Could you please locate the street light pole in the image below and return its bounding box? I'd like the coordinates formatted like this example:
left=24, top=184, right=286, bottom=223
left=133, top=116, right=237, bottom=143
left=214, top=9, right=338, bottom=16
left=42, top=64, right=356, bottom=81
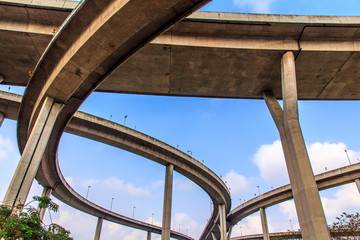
left=86, top=186, right=91, bottom=199
left=132, top=206, right=136, bottom=218
left=345, top=150, right=352, bottom=165
left=110, top=198, right=114, bottom=211
left=152, top=213, right=154, bottom=224
left=257, top=185, right=260, bottom=195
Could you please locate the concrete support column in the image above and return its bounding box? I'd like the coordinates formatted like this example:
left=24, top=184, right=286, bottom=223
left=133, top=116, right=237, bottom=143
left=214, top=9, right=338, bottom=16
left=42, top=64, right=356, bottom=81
left=94, top=217, right=103, bottom=240
left=263, top=51, right=330, bottom=240
left=3, top=97, right=61, bottom=210
left=147, top=231, right=151, bottom=240
left=161, top=164, right=174, bottom=240
left=227, top=226, right=233, bottom=240
left=219, top=204, right=227, bottom=240
left=355, top=179, right=360, bottom=193
left=211, top=232, right=217, bottom=240
left=259, top=208, right=270, bottom=240
left=37, top=187, right=52, bottom=221
left=0, top=112, right=4, bottom=127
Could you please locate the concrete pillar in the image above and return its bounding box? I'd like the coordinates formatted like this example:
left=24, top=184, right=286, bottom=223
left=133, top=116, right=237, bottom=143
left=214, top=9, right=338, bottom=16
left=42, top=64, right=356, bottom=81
left=264, top=51, right=330, bottom=240
left=259, top=208, right=270, bottom=240
left=0, top=112, right=4, bottom=127
left=161, top=164, right=174, bottom=240
left=355, top=179, right=360, bottom=193
left=227, top=226, right=233, bottom=240
left=211, top=232, right=217, bottom=240
left=37, top=187, right=52, bottom=221
left=219, top=204, right=227, bottom=240
left=94, top=217, right=103, bottom=240
left=147, top=231, right=151, bottom=240
left=3, top=97, right=61, bottom=210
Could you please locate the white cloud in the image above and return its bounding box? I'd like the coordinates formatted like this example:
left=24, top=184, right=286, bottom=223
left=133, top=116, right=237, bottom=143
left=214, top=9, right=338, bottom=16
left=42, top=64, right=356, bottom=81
left=174, top=178, right=196, bottom=192
left=172, top=213, right=201, bottom=237
left=233, top=0, right=277, bottom=13
left=308, top=142, right=359, bottom=174
left=278, top=200, right=297, bottom=221
left=253, top=140, right=289, bottom=187
left=252, top=141, right=359, bottom=187
left=0, top=135, right=16, bottom=162
left=321, top=183, right=360, bottom=218
left=223, top=170, right=249, bottom=195
left=233, top=215, right=262, bottom=236
left=102, top=176, right=151, bottom=197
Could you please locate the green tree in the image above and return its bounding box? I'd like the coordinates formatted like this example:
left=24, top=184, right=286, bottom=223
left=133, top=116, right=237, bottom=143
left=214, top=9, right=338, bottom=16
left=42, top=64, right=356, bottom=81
left=0, top=196, right=72, bottom=240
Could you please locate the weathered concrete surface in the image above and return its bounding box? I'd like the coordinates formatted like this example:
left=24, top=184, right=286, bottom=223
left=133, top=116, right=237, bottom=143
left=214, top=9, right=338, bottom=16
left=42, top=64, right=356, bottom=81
left=259, top=208, right=270, bottom=240
left=2, top=1, right=360, bottom=100
left=227, top=162, right=360, bottom=224
left=94, top=217, right=103, bottom=240
left=3, top=97, right=61, bottom=208
left=162, top=164, right=174, bottom=240
left=281, top=52, right=330, bottom=240
left=0, top=0, right=75, bottom=86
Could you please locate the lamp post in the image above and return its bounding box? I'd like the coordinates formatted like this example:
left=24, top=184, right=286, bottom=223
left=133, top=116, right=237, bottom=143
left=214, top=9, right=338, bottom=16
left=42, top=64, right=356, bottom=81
left=152, top=213, right=154, bottom=224
left=345, top=150, right=352, bottom=164
left=124, top=115, right=127, bottom=125
left=110, top=198, right=114, bottom=211
left=86, top=186, right=91, bottom=199
left=132, top=206, right=136, bottom=218
left=257, top=185, right=260, bottom=195
left=290, top=220, right=293, bottom=231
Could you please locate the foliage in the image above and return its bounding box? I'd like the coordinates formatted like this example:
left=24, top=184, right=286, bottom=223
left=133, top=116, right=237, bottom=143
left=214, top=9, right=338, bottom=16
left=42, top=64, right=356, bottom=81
left=329, top=212, right=360, bottom=240
left=0, top=196, right=73, bottom=240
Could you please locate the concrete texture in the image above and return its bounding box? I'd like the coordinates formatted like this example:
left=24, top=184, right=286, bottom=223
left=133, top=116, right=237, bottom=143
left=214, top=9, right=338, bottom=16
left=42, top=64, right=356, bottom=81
left=162, top=164, right=174, bottom=240
left=3, top=97, right=61, bottom=209
left=219, top=204, right=227, bottom=240
left=259, top=208, right=270, bottom=240
left=2, top=2, right=360, bottom=100
left=281, top=52, right=330, bottom=240
left=94, top=217, right=103, bottom=240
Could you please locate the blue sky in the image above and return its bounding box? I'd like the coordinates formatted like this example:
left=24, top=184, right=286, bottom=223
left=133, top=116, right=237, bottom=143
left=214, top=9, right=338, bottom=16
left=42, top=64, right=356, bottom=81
left=1, top=0, right=360, bottom=239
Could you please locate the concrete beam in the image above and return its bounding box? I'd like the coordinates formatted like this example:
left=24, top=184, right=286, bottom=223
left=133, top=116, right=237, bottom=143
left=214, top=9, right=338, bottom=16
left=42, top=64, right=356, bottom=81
left=161, top=164, right=174, bottom=240
left=0, top=19, right=57, bottom=35
left=355, top=179, right=360, bottom=194
left=280, top=51, right=330, bottom=240
left=37, top=187, right=52, bottom=221
left=259, top=208, right=270, bottom=240
left=219, top=204, right=227, bottom=240
left=94, top=217, right=103, bottom=240
left=152, top=34, right=360, bottom=52
left=3, top=97, right=61, bottom=209
left=211, top=232, right=217, bottom=240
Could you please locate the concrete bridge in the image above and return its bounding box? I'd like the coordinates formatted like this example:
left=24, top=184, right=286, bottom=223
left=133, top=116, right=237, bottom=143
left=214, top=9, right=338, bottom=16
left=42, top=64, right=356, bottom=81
left=1, top=90, right=360, bottom=239
left=1, top=0, right=360, bottom=240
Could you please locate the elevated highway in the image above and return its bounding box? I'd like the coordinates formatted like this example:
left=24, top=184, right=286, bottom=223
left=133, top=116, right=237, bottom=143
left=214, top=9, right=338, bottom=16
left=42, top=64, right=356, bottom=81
left=227, top=163, right=360, bottom=225
left=1, top=1, right=360, bottom=239
left=0, top=90, right=230, bottom=239
left=1, top=91, right=360, bottom=239
left=1, top=1, right=360, bottom=100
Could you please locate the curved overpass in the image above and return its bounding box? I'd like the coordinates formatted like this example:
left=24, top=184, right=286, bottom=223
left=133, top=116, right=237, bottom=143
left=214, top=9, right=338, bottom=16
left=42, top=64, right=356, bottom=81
left=227, top=162, right=360, bottom=225
left=0, top=88, right=231, bottom=239
left=7, top=0, right=233, bottom=238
